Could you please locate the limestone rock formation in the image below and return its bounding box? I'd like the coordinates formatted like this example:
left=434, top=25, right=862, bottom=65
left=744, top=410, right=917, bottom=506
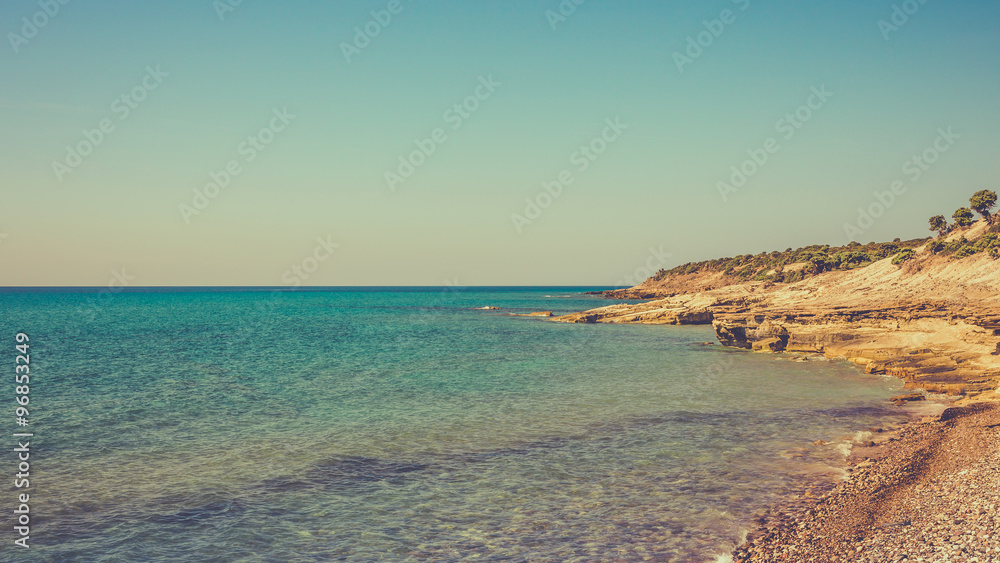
left=556, top=235, right=1000, bottom=402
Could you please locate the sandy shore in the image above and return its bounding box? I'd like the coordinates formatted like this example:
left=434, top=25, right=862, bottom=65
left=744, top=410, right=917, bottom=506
left=732, top=401, right=1000, bottom=562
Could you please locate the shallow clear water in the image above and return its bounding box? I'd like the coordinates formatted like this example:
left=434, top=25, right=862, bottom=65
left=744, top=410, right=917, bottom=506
left=1, top=287, right=908, bottom=561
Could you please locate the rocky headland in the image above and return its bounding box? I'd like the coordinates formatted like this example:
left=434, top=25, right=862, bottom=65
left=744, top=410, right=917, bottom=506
left=557, top=218, right=1000, bottom=561
left=558, top=221, right=1000, bottom=403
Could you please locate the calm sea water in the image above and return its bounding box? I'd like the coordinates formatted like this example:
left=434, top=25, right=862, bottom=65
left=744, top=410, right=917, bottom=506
left=1, top=287, right=909, bottom=562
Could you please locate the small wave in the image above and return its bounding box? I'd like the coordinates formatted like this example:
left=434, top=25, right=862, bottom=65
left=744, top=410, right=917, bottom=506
left=834, top=442, right=853, bottom=457
left=852, top=430, right=874, bottom=443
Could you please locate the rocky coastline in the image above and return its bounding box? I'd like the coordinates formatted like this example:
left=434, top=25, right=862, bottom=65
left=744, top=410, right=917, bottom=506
left=556, top=235, right=1000, bottom=560
left=556, top=247, right=1000, bottom=404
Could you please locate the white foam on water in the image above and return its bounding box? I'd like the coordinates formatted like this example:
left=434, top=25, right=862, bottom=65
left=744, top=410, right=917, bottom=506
left=835, top=442, right=852, bottom=457
left=852, top=430, right=874, bottom=443
left=735, top=525, right=750, bottom=545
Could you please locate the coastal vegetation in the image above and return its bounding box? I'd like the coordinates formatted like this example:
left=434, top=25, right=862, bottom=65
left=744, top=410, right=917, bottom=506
left=970, top=189, right=998, bottom=223
left=930, top=190, right=997, bottom=236
left=953, top=207, right=976, bottom=228
left=891, top=248, right=915, bottom=265
left=928, top=233, right=1000, bottom=260
left=653, top=239, right=929, bottom=283
left=928, top=215, right=949, bottom=237
left=922, top=189, right=1000, bottom=261
left=654, top=190, right=999, bottom=284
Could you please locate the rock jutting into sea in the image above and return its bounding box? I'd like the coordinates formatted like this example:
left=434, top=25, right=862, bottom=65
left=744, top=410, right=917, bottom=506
left=556, top=222, right=1000, bottom=402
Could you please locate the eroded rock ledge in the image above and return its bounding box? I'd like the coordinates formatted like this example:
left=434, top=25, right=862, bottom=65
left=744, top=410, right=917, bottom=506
left=710, top=309, right=1000, bottom=399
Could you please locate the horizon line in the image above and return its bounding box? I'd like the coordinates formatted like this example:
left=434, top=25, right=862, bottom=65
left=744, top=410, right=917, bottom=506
left=0, top=285, right=628, bottom=290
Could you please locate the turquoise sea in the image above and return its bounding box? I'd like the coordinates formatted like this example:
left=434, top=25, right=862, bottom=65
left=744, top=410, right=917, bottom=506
left=1, top=287, right=910, bottom=562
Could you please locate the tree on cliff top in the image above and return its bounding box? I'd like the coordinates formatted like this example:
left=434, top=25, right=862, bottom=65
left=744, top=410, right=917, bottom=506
left=953, top=207, right=976, bottom=228
left=970, top=190, right=998, bottom=223
left=929, top=215, right=950, bottom=237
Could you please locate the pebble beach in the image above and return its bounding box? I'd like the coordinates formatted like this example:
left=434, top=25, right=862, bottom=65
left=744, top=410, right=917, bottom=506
left=733, top=401, right=1000, bottom=562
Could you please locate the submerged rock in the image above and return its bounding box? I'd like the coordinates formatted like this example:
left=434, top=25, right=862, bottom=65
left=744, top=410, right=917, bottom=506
left=753, top=337, right=786, bottom=353
left=890, top=392, right=926, bottom=406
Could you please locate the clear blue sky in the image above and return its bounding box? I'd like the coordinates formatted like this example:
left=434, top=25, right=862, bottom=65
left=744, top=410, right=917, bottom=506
left=1, top=0, right=998, bottom=286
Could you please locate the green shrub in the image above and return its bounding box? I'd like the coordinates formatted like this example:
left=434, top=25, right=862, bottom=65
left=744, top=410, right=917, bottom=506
left=784, top=270, right=805, bottom=283
left=892, top=249, right=915, bottom=266
left=972, top=233, right=998, bottom=253
left=833, top=249, right=876, bottom=269
left=955, top=245, right=976, bottom=259
left=877, top=242, right=900, bottom=259
left=939, top=237, right=969, bottom=256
